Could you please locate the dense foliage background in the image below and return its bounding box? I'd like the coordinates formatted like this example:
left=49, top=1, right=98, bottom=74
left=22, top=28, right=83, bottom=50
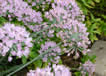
left=76, top=0, right=106, bottom=42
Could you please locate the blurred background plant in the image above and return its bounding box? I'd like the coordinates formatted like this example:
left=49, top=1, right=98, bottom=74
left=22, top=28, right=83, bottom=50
left=76, top=0, right=106, bottom=42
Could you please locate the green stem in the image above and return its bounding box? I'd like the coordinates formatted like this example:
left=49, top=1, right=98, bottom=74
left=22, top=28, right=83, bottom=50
left=7, top=42, right=62, bottom=76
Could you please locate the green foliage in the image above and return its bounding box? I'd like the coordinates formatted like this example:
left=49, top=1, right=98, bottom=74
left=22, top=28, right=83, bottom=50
left=58, top=59, right=63, bottom=65
left=22, top=56, right=27, bottom=64
left=76, top=0, right=106, bottom=42
left=81, top=54, right=96, bottom=63
left=74, top=71, right=82, bottom=76
left=100, top=21, right=106, bottom=36
left=33, top=59, right=43, bottom=68
left=28, top=48, right=43, bottom=69
left=86, top=14, right=101, bottom=42
left=0, top=17, right=7, bottom=27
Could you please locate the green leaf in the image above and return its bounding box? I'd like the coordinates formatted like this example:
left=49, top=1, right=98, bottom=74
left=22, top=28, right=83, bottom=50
left=58, top=59, right=62, bottom=65
left=81, top=55, right=89, bottom=63
left=29, top=51, right=39, bottom=58
left=93, top=30, right=101, bottom=34
left=22, top=56, right=27, bottom=64
left=76, top=0, right=89, bottom=15
left=34, top=59, right=42, bottom=68
left=0, top=17, right=7, bottom=27
left=94, top=0, right=100, bottom=3
left=86, top=72, right=89, bottom=76
left=81, top=54, right=96, bottom=64
left=90, top=55, right=96, bottom=63
left=95, top=18, right=101, bottom=22
left=90, top=34, right=98, bottom=42
left=74, top=72, right=81, bottom=76
left=42, top=62, right=48, bottom=68
left=87, top=0, right=95, bottom=6
left=82, top=0, right=93, bottom=8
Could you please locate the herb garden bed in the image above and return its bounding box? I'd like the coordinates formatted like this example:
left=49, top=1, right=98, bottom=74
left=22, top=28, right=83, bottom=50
left=0, top=0, right=105, bottom=76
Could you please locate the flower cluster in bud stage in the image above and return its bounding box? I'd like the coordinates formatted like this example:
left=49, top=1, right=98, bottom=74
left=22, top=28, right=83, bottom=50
left=27, top=64, right=71, bottom=76
left=0, top=23, right=32, bottom=62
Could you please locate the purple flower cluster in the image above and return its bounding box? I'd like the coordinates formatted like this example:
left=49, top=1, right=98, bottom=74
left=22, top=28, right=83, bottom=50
left=0, top=0, right=42, bottom=24
left=56, top=20, right=91, bottom=55
left=44, top=0, right=90, bottom=56
left=45, top=0, right=85, bottom=23
left=0, top=23, right=32, bottom=62
left=80, top=60, right=95, bottom=76
left=27, top=66, right=53, bottom=76
left=27, top=64, right=71, bottom=76
left=53, top=64, right=71, bottom=76
left=39, top=41, right=61, bottom=63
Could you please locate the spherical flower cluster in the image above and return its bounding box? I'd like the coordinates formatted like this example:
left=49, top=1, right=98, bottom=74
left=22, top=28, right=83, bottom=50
left=39, top=41, right=61, bottom=63
left=44, top=0, right=90, bottom=56
left=0, top=0, right=42, bottom=24
left=81, top=60, right=95, bottom=76
left=0, top=23, right=33, bottom=62
left=27, top=64, right=71, bottom=76
left=45, top=0, right=85, bottom=23
left=56, top=20, right=90, bottom=54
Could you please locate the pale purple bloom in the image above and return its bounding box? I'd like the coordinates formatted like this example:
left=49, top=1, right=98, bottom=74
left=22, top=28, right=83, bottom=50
left=0, top=0, right=42, bottom=24
left=53, top=64, right=71, bottom=76
left=8, top=56, right=13, bottom=62
left=81, top=60, right=95, bottom=76
left=27, top=67, right=53, bottom=76
left=44, top=0, right=89, bottom=56
left=0, top=23, right=32, bottom=62
left=27, top=64, right=71, bottom=76
left=32, top=2, right=36, bottom=6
